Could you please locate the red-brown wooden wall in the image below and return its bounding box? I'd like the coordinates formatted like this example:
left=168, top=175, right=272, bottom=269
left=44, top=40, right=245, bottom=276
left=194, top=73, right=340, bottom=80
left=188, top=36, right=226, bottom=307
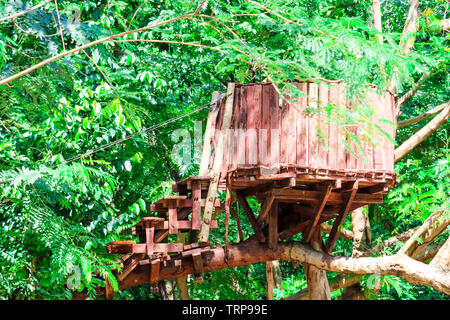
left=211, top=81, right=396, bottom=176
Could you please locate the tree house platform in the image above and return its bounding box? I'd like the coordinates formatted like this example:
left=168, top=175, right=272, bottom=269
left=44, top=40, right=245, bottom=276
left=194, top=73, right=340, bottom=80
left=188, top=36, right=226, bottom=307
left=104, top=80, right=397, bottom=298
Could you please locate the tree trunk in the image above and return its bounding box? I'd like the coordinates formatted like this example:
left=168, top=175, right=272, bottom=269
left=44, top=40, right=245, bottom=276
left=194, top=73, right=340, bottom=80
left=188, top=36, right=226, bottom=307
left=305, top=229, right=331, bottom=300
left=265, top=261, right=275, bottom=300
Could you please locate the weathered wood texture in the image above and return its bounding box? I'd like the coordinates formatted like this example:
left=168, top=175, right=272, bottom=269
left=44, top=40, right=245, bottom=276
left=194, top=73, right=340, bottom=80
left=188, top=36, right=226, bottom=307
left=211, top=81, right=396, bottom=177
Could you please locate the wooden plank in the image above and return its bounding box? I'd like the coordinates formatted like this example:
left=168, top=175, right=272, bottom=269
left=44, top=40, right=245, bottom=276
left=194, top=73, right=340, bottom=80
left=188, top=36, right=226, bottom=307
left=105, top=277, right=114, bottom=300
left=318, top=82, right=329, bottom=168
left=151, top=198, right=222, bottom=210
left=145, top=224, right=155, bottom=256
left=246, top=84, right=258, bottom=165
left=308, top=82, right=319, bottom=167
left=304, top=183, right=333, bottom=243
left=328, top=84, right=339, bottom=169
left=192, top=253, right=204, bottom=284
left=191, top=180, right=202, bottom=230
left=271, top=188, right=383, bottom=204
left=288, top=85, right=298, bottom=165
left=296, top=82, right=308, bottom=166
left=183, top=241, right=210, bottom=251
left=117, top=254, right=145, bottom=281
left=268, top=200, right=278, bottom=249
left=232, top=85, right=241, bottom=170
left=235, top=191, right=266, bottom=243
left=199, top=83, right=236, bottom=243
left=325, top=180, right=359, bottom=253
left=199, top=91, right=221, bottom=176
left=261, top=84, right=271, bottom=166
left=280, top=91, right=289, bottom=164
left=149, top=259, right=160, bottom=293
left=181, top=247, right=212, bottom=258
left=269, top=84, right=280, bottom=166
left=107, top=243, right=184, bottom=254
left=256, top=193, right=275, bottom=226
left=337, top=82, right=347, bottom=169
left=169, top=208, right=180, bottom=236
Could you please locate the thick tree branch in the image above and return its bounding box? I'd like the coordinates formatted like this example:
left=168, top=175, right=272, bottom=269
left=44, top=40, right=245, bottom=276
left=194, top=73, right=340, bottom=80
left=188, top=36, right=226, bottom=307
left=111, top=240, right=450, bottom=295
left=0, top=0, right=51, bottom=22
left=430, top=236, right=450, bottom=270
left=0, top=14, right=195, bottom=86
left=397, top=101, right=448, bottom=128
left=283, top=274, right=362, bottom=300
left=395, top=102, right=450, bottom=162
left=400, top=210, right=446, bottom=255
left=397, top=68, right=439, bottom=110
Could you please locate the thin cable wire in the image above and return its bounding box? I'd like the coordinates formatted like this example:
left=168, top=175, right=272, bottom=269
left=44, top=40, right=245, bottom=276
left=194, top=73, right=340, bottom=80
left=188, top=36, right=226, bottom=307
left=0, top=94, right=226, bottom=184
left=59, top=94, right=226, bottom=166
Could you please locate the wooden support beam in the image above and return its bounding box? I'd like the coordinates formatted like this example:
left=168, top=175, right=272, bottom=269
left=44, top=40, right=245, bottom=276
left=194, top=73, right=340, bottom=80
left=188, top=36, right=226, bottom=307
left=107, top=243, right=184, bottom=254
left=154, top=208, right=191, bottom=243
left=149, top=259, right=160, bottom=293
left=256, top=193, right=275, bottom=226
left=192, top=180, right=202, bottom=230
left=304, top=184, right=333, bottom=243
left=268, top=200, right=278, bottom=249
left=145, top=223, right=155, bottom=256
left=192, top=253, right=204, bottom=284
left=199, top=91, right=221, bottom=176
left=325, top=180, right=359, bottom=253
left=270, top=188, right=383, bottom=205
left=105, top=277, right=114, bottom=300
left=168, top=200, right=178, bottom=234
left=235, top=191, right=266, bottom=243
left=117, top=254, right=145, bottom=282
left=199, top=83, right=235, bottom=243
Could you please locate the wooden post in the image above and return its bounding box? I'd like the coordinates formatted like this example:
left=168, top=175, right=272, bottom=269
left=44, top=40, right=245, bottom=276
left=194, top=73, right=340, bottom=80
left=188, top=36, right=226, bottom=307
left=192, top=253, right=204, bottom=284
left=199, top=91, right=221, bottom=176
left=105, top=277, right=114, bottom=300
left=268, top=200, right=278, bottom=249
left=199, top=83, right=235, bottom=243
left=168, top=200, right=178, bottom=234
left=145, top=222, right=155, bottom=257
left=325, top=180, right=359, bottom=253
left=149, top=259, right=160, bottom=293
left=191, top=181, right=202, bottom=230
left=265, top=261, right=275, bottom=300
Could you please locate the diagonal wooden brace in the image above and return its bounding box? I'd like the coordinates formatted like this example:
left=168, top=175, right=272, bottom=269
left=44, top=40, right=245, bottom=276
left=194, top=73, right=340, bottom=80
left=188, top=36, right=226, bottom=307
left=325, top=180, right=359, bottom=253
left=236, top=191, right=266, bottom=243
left=304, top=183, right=333, bottom=243
left=256, top=192, right=275, bottom=226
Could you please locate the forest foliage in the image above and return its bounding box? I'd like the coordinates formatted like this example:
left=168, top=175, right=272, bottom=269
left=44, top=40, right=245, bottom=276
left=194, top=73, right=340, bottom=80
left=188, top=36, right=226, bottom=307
left=0, top=0, right=448, bottom=300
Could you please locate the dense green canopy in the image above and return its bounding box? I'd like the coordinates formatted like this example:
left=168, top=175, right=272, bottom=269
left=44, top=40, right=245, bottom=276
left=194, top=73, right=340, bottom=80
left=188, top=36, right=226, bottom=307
left=0, top=0, right=448, bottom=300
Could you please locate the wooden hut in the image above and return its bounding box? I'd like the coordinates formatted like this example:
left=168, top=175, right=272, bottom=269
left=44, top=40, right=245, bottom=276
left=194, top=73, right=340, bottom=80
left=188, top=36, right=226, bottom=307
left=105, top=80, right=397, bottom=296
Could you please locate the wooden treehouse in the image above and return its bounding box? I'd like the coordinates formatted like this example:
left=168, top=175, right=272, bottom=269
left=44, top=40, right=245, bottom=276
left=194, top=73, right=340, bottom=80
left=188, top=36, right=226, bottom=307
left=105, top=80, right=397, bottom=298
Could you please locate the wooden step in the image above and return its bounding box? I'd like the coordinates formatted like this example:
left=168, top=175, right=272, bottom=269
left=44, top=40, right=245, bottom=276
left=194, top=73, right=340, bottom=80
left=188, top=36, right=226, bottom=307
left=106, top=241, right=184, bottom=254
left=132, top=220, right=218, bottom=235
